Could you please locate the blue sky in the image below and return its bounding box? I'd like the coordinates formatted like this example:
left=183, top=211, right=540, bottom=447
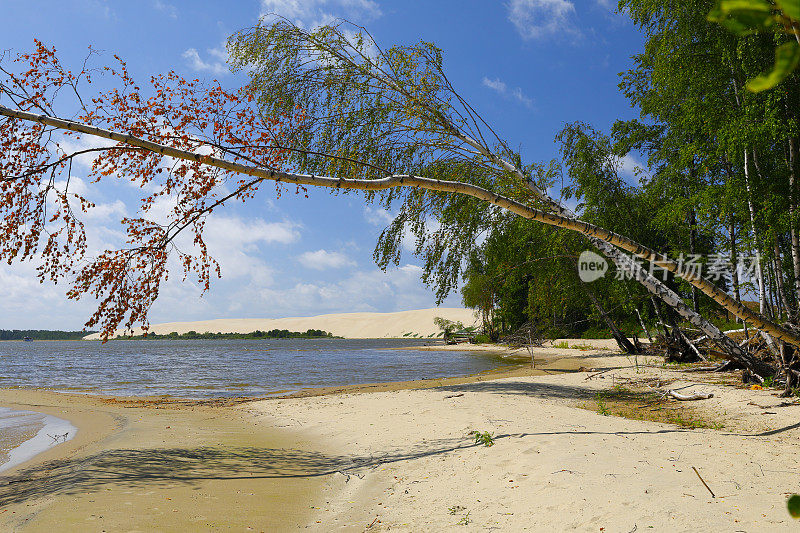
left=1, top=0, right=647, bottom=330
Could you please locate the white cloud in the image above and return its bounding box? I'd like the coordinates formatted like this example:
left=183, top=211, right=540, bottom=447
left=246, top=263, right=459, bottom=317
left=614, top=153, right=650, bottom=181
left=364, top=206, right=393, bottom=226
left=153, top=0, right=178, bottom=19
left=84, top=0, right=115, bottom=21
left=482, top=76, right=535, bottom=109
left=297, top=249, right=356, bottom=270
left=182, top=48, right=228, bottom=76
left=260, top=0, right=382, bottom=29
left=482, top=77, right=507, bottom=93
left=207, top=216, right=300, bottom=246
left=506, top=0, right=578, bottom=40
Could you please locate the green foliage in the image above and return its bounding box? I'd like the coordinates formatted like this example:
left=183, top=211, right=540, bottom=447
left=707, top=0, right=775, bottom=36
left=596, top=394, right=610, bottom=416
left=473, top=334, right=491, bottom=344
left=115, top=329, right=335, bottom=340
left=228, top=19, right=546, bottom=304
left=745, top=42, right=800, bottom=91
left=708, top=0, right=800, bottom=91
left=469, top=430, right=495, bottom=447
left=788, top=494, right=800, bottom=518
left=433, top=317, right=465, bottom=335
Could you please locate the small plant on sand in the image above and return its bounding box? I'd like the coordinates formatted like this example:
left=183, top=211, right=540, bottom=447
left=762, top=375, right=775, bottom=388
left=448, top=505, right=466, bottom=515
left=552, top=341, right=569, bottom=349
left=596, top=393, right=610, bottom=416
left=469, top=430, right=495, bottom=446
left=457, top=511, right=471, bottom=525
left=571, top=342, right=594, bottom=351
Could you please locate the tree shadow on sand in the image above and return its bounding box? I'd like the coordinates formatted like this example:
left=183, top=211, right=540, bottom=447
left=0, top=437, right=478, bottom=506
left=439, top=380, right=604, bottom=401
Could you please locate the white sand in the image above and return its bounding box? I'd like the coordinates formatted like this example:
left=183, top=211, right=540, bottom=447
left=83, top=307, right=478, bottom=340
left=244, top=351, right=800, bottom=531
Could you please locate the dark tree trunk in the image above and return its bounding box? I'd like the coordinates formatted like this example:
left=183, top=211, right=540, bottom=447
left=581, top=282, right=640, bottom=354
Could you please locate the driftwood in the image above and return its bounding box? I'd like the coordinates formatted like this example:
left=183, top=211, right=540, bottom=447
left=666, top=390, right=714, bottom=401
left=680, top=330, right=707, bottom=362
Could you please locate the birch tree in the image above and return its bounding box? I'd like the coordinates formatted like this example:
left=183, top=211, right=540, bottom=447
left=0, top=24, right=795, bottom=375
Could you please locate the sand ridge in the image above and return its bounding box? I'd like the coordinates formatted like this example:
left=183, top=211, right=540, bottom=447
left=83, top=307, right=478, bottom=340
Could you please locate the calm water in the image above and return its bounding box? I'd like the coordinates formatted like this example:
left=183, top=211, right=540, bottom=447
left=0, top=407, right=75, bottom=472
left=0, top=339, right=508, bottom=398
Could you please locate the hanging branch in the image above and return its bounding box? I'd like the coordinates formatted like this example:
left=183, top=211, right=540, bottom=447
left=2, top=103, right=796, bottom=361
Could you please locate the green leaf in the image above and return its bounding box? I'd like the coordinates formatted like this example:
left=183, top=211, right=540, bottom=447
left=776, top=0, right=800, bottom=21
left=708, top=0, right=775, bottom=35
left=718, top=0, right=772, bottom=12
left=746, top=41, right=800, bottom=91
left=787, top=494, right=800, bottom=518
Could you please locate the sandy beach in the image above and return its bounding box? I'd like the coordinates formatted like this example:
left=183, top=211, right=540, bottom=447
left=2, top=344, right=800, bottom=531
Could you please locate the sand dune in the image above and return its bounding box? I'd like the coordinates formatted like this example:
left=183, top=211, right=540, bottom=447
left=83, top=307, right=478, bottom=340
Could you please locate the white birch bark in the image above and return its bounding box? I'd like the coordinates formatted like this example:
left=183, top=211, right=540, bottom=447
left=788, top=136, right=800, bottom=316
left=743, top=149, right=767, bottom=315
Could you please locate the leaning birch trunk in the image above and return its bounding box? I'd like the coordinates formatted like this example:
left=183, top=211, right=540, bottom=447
left=448, top=129, right=755, bottom=365
left=635, top=307, right=652, bottom=342
left=0, top=105, right=789, bottom=374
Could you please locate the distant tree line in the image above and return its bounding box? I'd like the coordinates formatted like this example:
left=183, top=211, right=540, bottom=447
left=115, top=329, right=337, bottom=340
left=0, top=329, right=95, bottom=340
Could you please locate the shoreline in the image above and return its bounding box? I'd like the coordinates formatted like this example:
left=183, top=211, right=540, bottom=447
left=0, top=342, right=613, bottom=483
left=246, top=351, right=800, bottom=531
left=0, top=408, right=76, bottom=474
left=4, top=345, right=798, bottom=530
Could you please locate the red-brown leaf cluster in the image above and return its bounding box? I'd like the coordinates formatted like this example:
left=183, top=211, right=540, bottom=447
left=0, top=41, right=305, bottom=339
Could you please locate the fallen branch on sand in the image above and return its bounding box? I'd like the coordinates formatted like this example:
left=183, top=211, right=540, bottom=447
left=692, top=466, right=715, bottom=498
left=667, top=390, right=714, bottom=401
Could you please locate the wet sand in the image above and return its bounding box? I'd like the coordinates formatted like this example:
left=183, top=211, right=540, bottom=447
left=0, top=389, right=328, bottom=532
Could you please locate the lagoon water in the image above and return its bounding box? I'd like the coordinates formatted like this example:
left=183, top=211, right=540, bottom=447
left=0, top=338, right=509, bottom=398
left=0, top=407, right=76, bottom=473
